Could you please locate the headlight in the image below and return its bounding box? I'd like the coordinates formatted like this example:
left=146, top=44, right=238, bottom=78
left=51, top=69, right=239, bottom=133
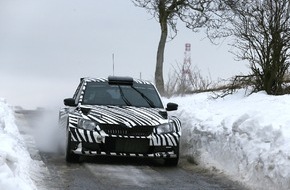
left=156, top=123, right=174, bottom=134
left=78, top=119, right=96, bottom=131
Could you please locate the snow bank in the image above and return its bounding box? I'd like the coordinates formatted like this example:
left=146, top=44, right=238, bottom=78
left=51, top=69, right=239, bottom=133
left=170, top=90, right=290, bottom=190
left=0, top=99, right=37, bottom=190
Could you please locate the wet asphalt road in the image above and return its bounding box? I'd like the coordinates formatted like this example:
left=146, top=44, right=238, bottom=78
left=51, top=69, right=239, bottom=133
left=15, top=110, right=248, bottom=190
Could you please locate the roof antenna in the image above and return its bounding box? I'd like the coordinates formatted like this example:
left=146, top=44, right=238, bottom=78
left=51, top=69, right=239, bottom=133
left=112, top=53, right=115, bottom=76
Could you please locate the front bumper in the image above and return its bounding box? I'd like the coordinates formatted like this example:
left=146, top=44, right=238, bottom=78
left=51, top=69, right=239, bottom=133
left=68, top=127, right=180, bottom=158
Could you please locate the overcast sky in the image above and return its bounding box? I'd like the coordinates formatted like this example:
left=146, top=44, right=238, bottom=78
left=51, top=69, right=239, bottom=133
left=0, top=0, right=248, bottom=109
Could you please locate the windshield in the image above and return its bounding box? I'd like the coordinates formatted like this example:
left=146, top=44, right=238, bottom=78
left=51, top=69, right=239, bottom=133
left=82, top=82, right=163, bottom=108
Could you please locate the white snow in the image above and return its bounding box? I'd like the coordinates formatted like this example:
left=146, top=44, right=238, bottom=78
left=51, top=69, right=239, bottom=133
left=1, top=89, right=290, bottom=190
left=167, top=89, right=290, bottom=190
left=0, top=99, right=39, bottom=190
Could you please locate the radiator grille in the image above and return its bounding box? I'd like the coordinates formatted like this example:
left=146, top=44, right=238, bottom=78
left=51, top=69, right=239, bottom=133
left=99, top=124, right=154, bottom=136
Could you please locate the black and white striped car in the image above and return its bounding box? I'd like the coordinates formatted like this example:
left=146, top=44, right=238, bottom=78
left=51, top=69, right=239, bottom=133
left=59, top=76, right=181, bottom=166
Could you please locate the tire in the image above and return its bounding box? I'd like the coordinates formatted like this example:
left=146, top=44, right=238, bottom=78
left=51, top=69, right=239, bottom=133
left=65, top=130, right=80, bottom=163
left=164, top=146, right=179, bottom=166
left=164, top=157, right=179, bottom=166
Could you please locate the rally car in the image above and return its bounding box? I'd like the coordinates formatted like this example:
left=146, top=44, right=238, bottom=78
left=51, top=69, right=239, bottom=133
left=58, top=76, right=181, bottom=166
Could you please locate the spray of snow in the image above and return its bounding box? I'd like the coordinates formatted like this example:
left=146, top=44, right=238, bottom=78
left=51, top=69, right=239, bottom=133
left=30, top=109, right=64, bottom=153
left=167, top=89, right=290, bottom=190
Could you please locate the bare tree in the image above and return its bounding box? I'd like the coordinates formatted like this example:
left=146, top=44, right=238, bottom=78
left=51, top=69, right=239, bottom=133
left=213, top=0, right=290, bottom=95
left=132, top=0, right=217, bottom=95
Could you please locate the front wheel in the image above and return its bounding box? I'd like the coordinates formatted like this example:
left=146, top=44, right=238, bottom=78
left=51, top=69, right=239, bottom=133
left=164, top=157, right=179, bottom=166
left=65, top=130, right=80, bottom=163
left=164, top=146, right=179, bottom=166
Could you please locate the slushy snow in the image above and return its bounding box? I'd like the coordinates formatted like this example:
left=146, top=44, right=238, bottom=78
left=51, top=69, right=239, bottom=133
left=1, top=89, right=290, bottom=190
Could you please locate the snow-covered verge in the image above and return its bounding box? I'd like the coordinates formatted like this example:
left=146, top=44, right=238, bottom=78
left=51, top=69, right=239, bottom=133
left=169, top=90, right=290, bottom=190
left=0, top=99, right=38, bottom=190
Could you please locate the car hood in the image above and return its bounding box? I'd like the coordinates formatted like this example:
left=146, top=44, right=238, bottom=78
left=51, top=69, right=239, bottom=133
left=80, top=105, right=168, bottom=127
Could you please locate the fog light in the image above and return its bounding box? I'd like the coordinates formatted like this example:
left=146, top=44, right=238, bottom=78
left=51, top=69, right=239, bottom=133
left=96, top=135, right=104, bottom=142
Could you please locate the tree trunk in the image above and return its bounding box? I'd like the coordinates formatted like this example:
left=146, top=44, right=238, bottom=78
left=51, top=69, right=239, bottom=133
left=155, top=18, right=168, bottom=96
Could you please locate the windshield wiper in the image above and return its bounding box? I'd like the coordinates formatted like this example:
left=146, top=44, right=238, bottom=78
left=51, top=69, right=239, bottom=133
left=118, top=85, right=132, bottom=106
left=131, top=86, right=155, bottom=108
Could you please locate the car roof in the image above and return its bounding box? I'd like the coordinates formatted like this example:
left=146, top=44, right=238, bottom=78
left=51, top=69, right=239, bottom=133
left=80, top=76, right=154, bottom=85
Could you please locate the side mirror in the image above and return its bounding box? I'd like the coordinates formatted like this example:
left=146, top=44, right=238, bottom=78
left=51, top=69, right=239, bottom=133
left=64, top=98, right=77, bottom=107
left=166, top=102, right=178, bottom=111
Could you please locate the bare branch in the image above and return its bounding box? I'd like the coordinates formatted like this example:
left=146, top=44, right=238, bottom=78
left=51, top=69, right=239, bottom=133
left=211, top=0, right=290, bottom=95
